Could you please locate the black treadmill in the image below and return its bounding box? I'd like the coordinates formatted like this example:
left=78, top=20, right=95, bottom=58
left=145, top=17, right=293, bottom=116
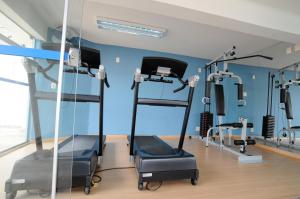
left=129, top=57, right=199, bottom=190
left=5, top=46, right=109, bottom=198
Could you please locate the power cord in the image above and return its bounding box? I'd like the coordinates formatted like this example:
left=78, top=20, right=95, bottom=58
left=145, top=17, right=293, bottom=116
left=95, top=166, right=135, bottom=173
left=92, top=167, right=135, bottom=186
left=145, top=181, right=163, bottom=191
left=93, top=167, right=163, bottom=191
left=92, top=174, right=102, bottom=183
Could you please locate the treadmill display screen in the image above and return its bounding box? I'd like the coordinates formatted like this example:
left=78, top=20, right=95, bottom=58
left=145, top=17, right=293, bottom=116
left=141, top=57, right=187, bottom=78
left=81, top=47, right=101, bottom=69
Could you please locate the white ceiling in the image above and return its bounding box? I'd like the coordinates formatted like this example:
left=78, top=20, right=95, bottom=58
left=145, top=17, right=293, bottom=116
left=4, top=0, right=300, bottom=68
left=81, top=1, right=279, bottom=60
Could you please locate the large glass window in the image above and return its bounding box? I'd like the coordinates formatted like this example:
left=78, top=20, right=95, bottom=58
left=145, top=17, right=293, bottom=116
left=0, top=13, right=33, bottom=153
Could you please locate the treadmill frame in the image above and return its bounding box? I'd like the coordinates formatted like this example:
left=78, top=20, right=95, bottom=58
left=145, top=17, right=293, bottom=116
left=129, top=58, right=199, bottom=189
left=5, top=60, right=108, bottom=197
left=129, top=82, right=195, bottom=155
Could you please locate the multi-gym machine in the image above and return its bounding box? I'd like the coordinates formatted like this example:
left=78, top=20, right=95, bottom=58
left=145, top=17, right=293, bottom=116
left=201, top=46, right=273, bottom=163
left=276, top=61, right=300, bottom=148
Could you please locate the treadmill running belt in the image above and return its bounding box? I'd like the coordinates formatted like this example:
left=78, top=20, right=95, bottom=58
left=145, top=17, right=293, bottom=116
left=131, top=135, right=194, bottom=160
left=58, top=135, right=106, bottom=158
left=134, top=136, right=176, bottom=155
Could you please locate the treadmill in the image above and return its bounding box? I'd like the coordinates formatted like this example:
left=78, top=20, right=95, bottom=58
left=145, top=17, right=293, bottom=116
left=5, top=46, right=109, bottom=198
left=129, top=57, right=199, bottom=190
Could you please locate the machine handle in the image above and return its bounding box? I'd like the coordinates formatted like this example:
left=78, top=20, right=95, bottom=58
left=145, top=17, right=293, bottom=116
left=205, top=81, right=211, bottom=98
left=104, top=73, right=110, bottom=88
left=131, top=68, right=142, bottom=90
left=131, top=79, right=135, bottom=90
left=170, top=72, right=188, bottom=93
left=234, top=83, right=244, bottom=100
left=83, top=62, right=96, bottom=77
left=280, top=88, right=287, bottom=103
left=173, top=83, right=187, bottom=93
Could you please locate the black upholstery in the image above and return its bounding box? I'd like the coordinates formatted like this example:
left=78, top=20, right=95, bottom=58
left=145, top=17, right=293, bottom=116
left=237, top=83, right=243, bottom=100
left=280, top=88, right=287, bottom=103
left=285, top=91, right=293, bottom=120
left=215, top=84, right=225, bottom=116
left=205, top=81, right=211, bottom=98
left=216, top=122, right=253, bottom=128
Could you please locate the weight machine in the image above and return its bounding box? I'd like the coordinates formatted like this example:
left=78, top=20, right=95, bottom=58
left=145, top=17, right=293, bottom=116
left=276, top=61, right=300, bottom=148
left=201, top=46, right=272, bottom=163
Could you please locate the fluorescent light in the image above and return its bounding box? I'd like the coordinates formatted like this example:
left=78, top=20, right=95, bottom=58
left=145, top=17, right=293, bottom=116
left=96, top=17, right=167, bottom=38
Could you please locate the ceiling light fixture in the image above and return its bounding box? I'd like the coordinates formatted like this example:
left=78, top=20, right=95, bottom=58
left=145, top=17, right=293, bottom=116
left=96, top=17, right=167, bottom=38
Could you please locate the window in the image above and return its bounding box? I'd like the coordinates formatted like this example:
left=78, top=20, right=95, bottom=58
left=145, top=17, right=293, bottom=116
left=0, top=12, right=33, bottom=153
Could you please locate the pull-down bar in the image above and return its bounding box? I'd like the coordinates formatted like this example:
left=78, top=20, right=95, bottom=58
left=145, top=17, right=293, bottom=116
left=205, top=54, right=273, bottom=69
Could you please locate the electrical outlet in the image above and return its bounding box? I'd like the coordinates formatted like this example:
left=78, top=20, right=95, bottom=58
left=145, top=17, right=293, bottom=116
left=243, top=92, right=247, bottom=97
left=116, top=57, right=120, bottom=63
left=286, top=47, right=292, bottom=54
left=198, top=68, right=202, bottom=73
left=50, top=82, right=56, bottom=89
left=195, top=126, right=200, bottom=132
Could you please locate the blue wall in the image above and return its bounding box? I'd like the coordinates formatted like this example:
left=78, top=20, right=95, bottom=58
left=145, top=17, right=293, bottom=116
left=30, top=38, right=300, bottom=139
left=75, top=39, right=208, bottom=136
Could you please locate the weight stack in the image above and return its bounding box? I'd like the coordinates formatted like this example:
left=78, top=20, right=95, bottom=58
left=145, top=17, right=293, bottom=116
left=200, top=112, right=213, bottom=137
left=262, top=115, right=275, bottom=138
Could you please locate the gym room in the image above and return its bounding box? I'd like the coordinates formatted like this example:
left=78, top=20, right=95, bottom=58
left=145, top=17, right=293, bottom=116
left=0, top=0, right=300, bottom=198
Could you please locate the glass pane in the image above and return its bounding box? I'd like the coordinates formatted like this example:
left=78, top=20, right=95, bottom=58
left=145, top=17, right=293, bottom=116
left=0, top=54, right=28, bottom=83
left=249, top=42, right=300, bottom=151
left=0, top=81, right=29, bottom=152
left=0, top=0, right=78, bottom=198
left=56, top=0, right=84, bottom=198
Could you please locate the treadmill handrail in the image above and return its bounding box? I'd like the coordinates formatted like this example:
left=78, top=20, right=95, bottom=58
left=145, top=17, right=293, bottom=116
left=138, top=98, right=189, bottom=107
left=27, top=61, right=109, bottom=155
left=35, top=91, right=101, bottom=103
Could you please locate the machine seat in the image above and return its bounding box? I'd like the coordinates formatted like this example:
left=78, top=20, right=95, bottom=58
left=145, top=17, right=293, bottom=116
left=290, top=126, right=300, bottom=129
left=216, top=122, right=253, bottom=128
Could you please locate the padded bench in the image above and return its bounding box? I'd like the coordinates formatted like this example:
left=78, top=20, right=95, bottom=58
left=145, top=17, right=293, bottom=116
left=216, top=122, right=253, bottom=128
left=290, top=126, right=300, bottom=129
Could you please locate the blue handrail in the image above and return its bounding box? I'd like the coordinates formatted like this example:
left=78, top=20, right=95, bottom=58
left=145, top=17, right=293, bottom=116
left=0, top=45, right=68, bottom=61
